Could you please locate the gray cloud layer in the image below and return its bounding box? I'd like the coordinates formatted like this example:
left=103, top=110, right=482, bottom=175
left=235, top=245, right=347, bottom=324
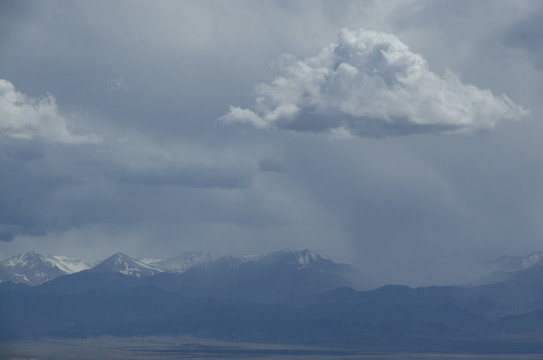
left=222, top=28, right=529, bottom=137
left=0, top=82, right=252, bottom=242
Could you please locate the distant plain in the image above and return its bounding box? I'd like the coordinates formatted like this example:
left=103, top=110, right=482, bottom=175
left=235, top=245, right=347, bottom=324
left=2, top=336, right=543, bottom=360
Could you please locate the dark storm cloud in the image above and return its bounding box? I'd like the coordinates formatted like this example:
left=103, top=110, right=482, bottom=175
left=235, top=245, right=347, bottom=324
left=502, top=7, right=543, bottom=69
left=0, top=0, right=28, bottom=40
left=258, top=159, right=284, bottom=173
left=104, top=159, right=251, bottom=189
left=0, top=80, right=253, bottom=242
left=0, top=134, right=253, bottom=241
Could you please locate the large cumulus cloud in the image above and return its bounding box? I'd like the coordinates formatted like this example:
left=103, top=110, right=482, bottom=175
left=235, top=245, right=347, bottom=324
left=222, top=28, right=529, bottom=137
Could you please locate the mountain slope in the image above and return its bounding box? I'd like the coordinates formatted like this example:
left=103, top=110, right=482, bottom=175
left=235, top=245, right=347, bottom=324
left=47, top=255, right=90, bottom=273
left=470, top=251, right=543, bottom=287
left=470, top=260, right=543, bottom=316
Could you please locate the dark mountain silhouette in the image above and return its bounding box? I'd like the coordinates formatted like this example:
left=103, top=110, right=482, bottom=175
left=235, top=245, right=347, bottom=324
left=173, top=249, right=357, bottom=302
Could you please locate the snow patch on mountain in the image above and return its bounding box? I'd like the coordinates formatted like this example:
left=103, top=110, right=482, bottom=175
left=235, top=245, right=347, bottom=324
left=289, top=250, right=319, bottom=269
left=522, top=252, right=543, bottom=268
left=141, top=251, right=217, bottom=273
left=46, top=255, right=90, bottom=273
left=487, top=251, right=543, bottom=273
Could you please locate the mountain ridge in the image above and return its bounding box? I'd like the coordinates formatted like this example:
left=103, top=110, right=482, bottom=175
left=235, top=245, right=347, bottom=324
left=0, top=249, right=353, bottom=288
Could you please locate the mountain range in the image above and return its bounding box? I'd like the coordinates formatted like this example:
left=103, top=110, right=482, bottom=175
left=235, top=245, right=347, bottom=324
left=3, top=249, right=543, bottom=353
left=0, top=249, right=348, bottom=287
left=0, top=250, right=224, bottom=286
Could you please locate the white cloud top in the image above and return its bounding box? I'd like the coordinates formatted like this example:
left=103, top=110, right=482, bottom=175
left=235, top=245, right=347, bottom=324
left=0, top=79, right=101, bottom=144
left=222, top=28, right=529, bottom=137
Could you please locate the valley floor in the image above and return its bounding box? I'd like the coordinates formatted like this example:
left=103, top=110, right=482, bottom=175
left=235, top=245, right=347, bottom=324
left=2, top=336, right=543, bottom=360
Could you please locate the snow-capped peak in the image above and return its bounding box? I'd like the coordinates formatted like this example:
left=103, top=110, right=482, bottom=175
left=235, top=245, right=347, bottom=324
left=91, top=252, right=162, bottom=277
left=0, top=251, right=89, bottom=286
left=1, top=251, right=89, bottom=273
left=2, top=251, right=43, bottom=268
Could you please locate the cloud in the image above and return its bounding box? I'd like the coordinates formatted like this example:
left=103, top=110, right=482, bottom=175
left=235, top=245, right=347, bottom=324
left=0, top=79, right=101, bottom=144
left=258, top=158, right=284, bottom=173
left=103, top=155, right=251, bottom=189
left=0, top=130, right=253, bottom=242
left=502, top=8, right=543, bottom=69
left=221, top=28, right=529, bottom=137
left=95, top=77, right=132, bottom=93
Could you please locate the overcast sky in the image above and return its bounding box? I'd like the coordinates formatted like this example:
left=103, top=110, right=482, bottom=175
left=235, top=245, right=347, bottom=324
left=1, top=0, right=542, bottom=287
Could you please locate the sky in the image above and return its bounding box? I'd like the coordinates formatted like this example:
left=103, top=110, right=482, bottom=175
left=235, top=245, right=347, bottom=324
left=1, top=0, right=543, bottom=287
